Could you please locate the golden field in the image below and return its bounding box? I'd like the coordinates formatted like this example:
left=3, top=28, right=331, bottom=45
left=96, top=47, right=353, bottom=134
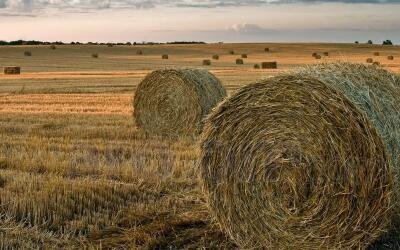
left=0, top=43, right=399, bottom=249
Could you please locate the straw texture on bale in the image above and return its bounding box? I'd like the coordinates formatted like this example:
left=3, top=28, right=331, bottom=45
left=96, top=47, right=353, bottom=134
left=162, top=54, right=169, bottom=59
left=367, top=58, right=374, bottom=63
left=134, top=69, right=226, bottom=137
left=261, top=61, right=277, bottom=69
left=203, top=59, right=211, bottom=66
left=212, top=55, right=219, bottom=60
left=3, top=67, right=21, bottom=75
left=236, top=59, right=244, bottom=65
left=200, top=62, right=400, bottom=249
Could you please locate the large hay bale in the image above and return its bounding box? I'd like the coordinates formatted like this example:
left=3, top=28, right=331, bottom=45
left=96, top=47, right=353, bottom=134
left=265, top=47, right=270, bottom=52
left=134, top=69, right=226, bottom=137
left=92, top=53, right=99, bottom=58
left=261, top=61, right=277, bottom=69
left=254, top=64, right=260, bottom=69
left=200, top=62, right=400, bottom=249
left=241, top=54, right=248, bottom=59
left=212, top=55, right=219, bottom=60
left=388, top=55, right=394, bottom=60
left=162, top=54, right=169, bottom=59
left=229, top=50, right=235, bottom=55
left=3, top=66, right=21, bottom=75
left=374, top=52, right=380, bottom=56
left=203, top=59, right=211, bottom=66
left=236, top=58, right=244, bottom=65
left=137, top=50, right=143, bottom=55
left=367, top=58, right=374, bottom=63
left=312, top=52, right=318, bottom=57
left=323, top=52, right=329, bottom=56
left=373, top=61, right=381, bottom=66
left=314, top=54, right=322, bottom=59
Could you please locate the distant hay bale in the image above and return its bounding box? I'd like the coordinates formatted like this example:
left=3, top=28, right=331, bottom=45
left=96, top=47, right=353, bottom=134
left=388, top=55, right=394, bottom=60
left=323, top=52, right=329, bottom=56
left=254, top=64, right=260, bottom=69
left=133, top=69, right=227, bottom=137
left=162, top=54, right=169, bottom=59
left=203, top=59, right=211, bottom=66
left=241, top=54, right=248, bottom=58
left=24, top=51, right=32, bottom=56
left=236, top=58, right=244, bottom=65
left=50, top=45, right=56, bottom=50
left=3, top=66, right=21, bottom=75
left=229, top=50, right=235, bottom=55
left=137, top=50, right=143, bottom=55
left=92, top=53, right=99, bottom=58
left=312, top=52, right=318, bottom=57
left=367, top=58, right=374, bottom=63
left=264, top=48, right=270, bottom=52
left=314, top=54, right=322, bottom=59
left=374, top=52, right=380, bottom=56
left=373, top=61, right=381, bottom=66
left=200, top=62, right=400, bottom=249
left=261, top=61, right=277, bottom=69
left=212, top=55, right=219, bottom=60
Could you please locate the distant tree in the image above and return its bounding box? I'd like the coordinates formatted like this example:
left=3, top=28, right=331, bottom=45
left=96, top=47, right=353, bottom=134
left=367, top=40, right=373, bottom=44
left=383, top=40, right=393, bottom=45
left=126, top=42, right=132, bottom=45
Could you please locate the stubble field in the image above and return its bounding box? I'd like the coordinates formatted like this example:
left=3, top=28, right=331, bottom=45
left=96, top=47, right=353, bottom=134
left=0, top=43, right=399, bottom=249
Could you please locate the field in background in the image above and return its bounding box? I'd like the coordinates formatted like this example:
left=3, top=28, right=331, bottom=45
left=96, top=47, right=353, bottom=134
left=0, top=43, right=399, bottom=248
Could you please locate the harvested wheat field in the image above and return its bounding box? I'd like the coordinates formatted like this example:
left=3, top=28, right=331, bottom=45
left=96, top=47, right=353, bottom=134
left=1, top=43, right=400, bottom=249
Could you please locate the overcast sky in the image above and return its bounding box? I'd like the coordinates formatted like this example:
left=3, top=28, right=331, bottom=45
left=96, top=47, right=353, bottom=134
left=0, top=0, right=399, bottom=43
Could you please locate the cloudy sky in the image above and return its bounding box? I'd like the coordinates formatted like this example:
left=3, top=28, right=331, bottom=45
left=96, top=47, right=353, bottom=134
left=0, top=0, right=399, bottom=43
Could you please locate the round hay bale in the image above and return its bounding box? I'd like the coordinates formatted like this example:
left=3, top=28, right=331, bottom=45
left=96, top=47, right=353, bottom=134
left=241, top=54, right=248, bottom=59
left=92, top=53, right=99, bottom=58
left=323, top=52, right=329, bottom=56
left=388, top=55, right=394, bottom=60
left=261, top=61, right=277, bottom=69
left=312, top=52, right=318, bottom=57
left=374, top=52, right=380, bottom=56
left=162, top=54, right=169, bottom=59
left=134, top=69, right=226, bottom=137
left=236, top=58, right=244, bottom=65
left=212, top=55, right=219, bottom=60
left=200, top=62, right=400, bottom=249
left=265, top=47, right=270, bottom=52
left=367, top=58, right=374, bottom=63
left=373, top=61, right=381, bottom=66
left=50, top=45, right=56, bottom=50
left=203, top=59, right=211, bottom=66
left=137, top=50, right=143, bottom=55
left=314, top=54, right=322, bottom=59
left=254, top=64, right=260, bottom=69
left=24, top=51, right=32, bottom=56
left=229, top=50, right=235, bottom=55
left=3, top=66, right=21, bottom=75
